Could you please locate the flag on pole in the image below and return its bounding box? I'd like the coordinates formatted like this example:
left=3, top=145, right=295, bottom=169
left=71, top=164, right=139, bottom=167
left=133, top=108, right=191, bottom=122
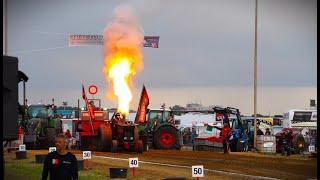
left=135, top=85, right=150, bottom=124
left=82, top=84, right=95, bottom=121
left=82, top=84, right=95, bottom=133
left=206, top=125, right=213, bottom=132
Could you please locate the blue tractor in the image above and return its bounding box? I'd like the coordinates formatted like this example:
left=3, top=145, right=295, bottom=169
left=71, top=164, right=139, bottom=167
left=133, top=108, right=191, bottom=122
left=212, top=106, right=246, bottom=152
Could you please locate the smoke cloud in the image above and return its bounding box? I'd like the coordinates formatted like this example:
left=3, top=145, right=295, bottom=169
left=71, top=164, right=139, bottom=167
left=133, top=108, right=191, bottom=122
left=102, top=4, right=144, bottom=109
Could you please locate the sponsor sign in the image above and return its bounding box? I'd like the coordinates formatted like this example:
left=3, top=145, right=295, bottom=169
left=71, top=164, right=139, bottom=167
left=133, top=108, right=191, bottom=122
left=263, top=142, right=274, bottom=148
left=69, top=35, right=103, bottom=46
left=143, top=36, right=159, bottom=48
left=69, top=34, right=160, bottom=48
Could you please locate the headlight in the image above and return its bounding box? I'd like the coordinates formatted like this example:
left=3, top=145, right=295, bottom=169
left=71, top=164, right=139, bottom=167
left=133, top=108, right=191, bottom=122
left=124, top=137, right=128, bottom=140
left=130, top=137, right=133, bottom=140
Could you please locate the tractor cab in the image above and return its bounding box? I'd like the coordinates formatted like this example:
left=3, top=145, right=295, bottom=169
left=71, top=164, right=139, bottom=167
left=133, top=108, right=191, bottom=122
left=137, top=108, right=181, bottom=150
left=23, top=104, right=62, bottom=149
left=146, top=109, right=174, bottom=131
left=212, top=106, right=244, bottom=152
left=28, top=104, right=55, bottom=119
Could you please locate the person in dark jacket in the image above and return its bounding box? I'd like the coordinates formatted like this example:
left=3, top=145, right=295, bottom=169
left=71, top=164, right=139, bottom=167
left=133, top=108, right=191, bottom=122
left=284, top=130, right=293, bottom=156
left=256, top=126, right=264, bottom=136
left=214, top=123, right=231, bottom=153
left=42, top=134, right=78, bottom=180
left=265, top=128, right=271, bottom=135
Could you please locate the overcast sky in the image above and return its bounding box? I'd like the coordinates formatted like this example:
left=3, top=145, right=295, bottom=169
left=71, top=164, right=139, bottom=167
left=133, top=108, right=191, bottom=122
left=5, top=0, right=317, bottom=115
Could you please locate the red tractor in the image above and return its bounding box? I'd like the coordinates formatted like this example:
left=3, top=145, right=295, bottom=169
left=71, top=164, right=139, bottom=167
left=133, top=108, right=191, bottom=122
left=75, top=99, right=143, bottom=153
left=275, top=128, right=305, bottom=154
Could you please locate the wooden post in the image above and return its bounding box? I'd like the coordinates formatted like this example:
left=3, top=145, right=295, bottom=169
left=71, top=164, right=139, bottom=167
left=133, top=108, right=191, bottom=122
left=132, top=167, right=136, bottom=177
left=84, top=159, right=91, bottom=170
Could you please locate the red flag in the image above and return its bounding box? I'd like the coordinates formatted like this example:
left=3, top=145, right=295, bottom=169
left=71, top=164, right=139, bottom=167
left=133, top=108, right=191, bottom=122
left=135, top=85, right=149, bottom=124
left=82, top=84, right=86, bottom=100
left=82, top=84, right=95, bottom=121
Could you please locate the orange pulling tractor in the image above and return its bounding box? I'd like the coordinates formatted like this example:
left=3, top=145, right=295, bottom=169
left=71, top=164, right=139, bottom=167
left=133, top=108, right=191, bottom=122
left=75, top=99, right=143, bottom=153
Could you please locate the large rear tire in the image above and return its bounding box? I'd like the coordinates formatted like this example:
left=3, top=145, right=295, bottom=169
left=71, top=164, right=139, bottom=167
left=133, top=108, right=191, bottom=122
left=136, top=140, right=143, bottom=153
left=111, top=140, right=118, bottom=153
left=45, top=128, right=56, bottom=148
left=154, top=126, right=181, bottom=150
left=97, top=123, right=112, bottom=151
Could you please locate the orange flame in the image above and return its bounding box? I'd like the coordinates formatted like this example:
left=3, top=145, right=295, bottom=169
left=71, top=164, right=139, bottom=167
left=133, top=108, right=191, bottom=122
left=103, top=6, right=143, bottom=115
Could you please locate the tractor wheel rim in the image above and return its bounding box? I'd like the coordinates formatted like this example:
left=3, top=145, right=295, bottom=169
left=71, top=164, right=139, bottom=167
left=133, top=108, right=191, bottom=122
left=159, top=131, right=175, bottom=148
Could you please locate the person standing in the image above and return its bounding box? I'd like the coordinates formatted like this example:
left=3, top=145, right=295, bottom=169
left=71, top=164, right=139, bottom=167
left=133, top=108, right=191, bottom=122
left=256, top=124, right=264, bottom=136
left=241, top=129, right=249, bottom=152
left=285, top=130, right=293, bottom=156
left=42, top=134, right=78, bottom=180
left=248, top=121, right=255, bottom=150
left=65, top=129, right=72, bottom=138
left=64, top=129, right=72, bottom=150
left=265, top=128, right=271, bottom=136
left=214, top=123, right=231, bottom=154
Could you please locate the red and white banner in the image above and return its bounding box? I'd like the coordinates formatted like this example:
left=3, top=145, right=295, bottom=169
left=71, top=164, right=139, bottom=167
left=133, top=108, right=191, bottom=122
left=69, top=34, right=160, bottom=48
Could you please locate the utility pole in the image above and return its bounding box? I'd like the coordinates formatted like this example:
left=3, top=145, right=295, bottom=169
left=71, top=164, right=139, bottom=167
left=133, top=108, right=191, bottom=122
left=253, top=0, right=258, bottom=149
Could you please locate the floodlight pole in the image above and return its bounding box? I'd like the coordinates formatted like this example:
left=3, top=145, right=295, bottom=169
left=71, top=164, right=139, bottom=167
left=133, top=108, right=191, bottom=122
left=253, top=0, right=258, bottom=149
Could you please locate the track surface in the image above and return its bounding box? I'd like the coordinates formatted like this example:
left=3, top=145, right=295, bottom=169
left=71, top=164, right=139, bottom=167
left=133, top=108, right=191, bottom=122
left=27, top=149, right=317, bottom=179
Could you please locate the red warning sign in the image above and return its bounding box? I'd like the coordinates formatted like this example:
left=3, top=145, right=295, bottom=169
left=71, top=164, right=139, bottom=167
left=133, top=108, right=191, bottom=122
left=88, top=85, right=98, bottom=95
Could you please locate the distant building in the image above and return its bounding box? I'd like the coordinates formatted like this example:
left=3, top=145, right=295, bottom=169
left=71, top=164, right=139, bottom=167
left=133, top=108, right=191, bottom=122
left=185, top=103, right=202, bottom=111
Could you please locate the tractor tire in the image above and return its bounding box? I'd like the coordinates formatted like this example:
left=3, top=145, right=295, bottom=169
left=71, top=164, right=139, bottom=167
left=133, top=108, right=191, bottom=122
left=111, top=140, right=118, bottom=153
left=80, top=137, right=89, bottom=151
left=134, top=126, right=139, bottom=142
left=97, top=123, right=112, bottom=151
left=295, top=135, right=305, bottom=154
left=45, top=128, right=56, bottom=148
left=235, top=140, right=241, bottom=152
left=154, top=126, right=181, bottom=150
left=136, top=140, right=143, bottom=153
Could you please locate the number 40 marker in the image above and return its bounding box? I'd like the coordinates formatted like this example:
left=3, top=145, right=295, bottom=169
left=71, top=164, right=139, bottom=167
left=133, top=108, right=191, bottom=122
left=129, top=158, right=139, bottom=177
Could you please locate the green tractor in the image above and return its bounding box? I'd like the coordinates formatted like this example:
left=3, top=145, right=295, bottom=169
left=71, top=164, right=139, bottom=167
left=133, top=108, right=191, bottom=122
left=22, top=104, right=62, bottom=149
left=138, top=108, right=181, bottom=150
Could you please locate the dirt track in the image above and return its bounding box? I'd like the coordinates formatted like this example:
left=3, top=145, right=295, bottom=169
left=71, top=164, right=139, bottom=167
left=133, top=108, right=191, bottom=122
left=24, top=149, right=317, bottom=180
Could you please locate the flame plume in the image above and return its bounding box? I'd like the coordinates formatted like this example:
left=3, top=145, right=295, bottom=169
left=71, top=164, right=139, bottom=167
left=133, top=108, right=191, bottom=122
left=103, top=5, right=144, bottom=115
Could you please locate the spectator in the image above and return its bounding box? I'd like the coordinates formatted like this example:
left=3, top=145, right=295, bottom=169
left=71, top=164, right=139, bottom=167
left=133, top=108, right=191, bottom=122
left=42, top=134, right=78, bottom=180
left=265, top=128, right=271, bottom=136
left=64, top=129, right=72, bottom=139
left=64, top=129, right=72, bottom=150
left=257, top=126, right=264, bottom=136
left=241, top=129, right=249, bottom=151
left=285, top=130, right=293, bottom=156
left=214, top=123, right=231, bottom=154
left=248, top=122, right=255, bottom=150
left=191, top=128, right=198, bottom=150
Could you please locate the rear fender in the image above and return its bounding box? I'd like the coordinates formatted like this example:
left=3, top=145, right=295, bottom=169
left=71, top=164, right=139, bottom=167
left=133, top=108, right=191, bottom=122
left=154, top=124, right=178, bottom=134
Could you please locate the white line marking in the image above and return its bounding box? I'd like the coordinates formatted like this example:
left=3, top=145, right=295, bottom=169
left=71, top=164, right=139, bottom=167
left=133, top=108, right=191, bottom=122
left=93, top=155, right=280, bottom=180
